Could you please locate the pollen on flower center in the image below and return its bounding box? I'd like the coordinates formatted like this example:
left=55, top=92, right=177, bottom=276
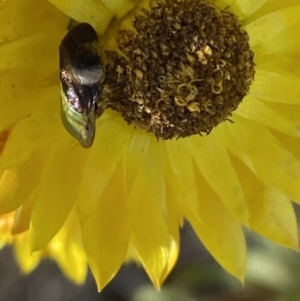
left=104, top=0, right=255, bottom=139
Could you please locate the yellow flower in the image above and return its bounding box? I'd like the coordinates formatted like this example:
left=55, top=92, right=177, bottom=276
left=1, top=0, right=300, bottom=290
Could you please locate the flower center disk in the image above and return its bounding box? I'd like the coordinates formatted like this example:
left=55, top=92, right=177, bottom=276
left=105, top=0, right=255, bottom=139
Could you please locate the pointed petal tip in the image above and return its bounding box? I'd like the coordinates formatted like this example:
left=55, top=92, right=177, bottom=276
left=91, top=268, right=115, bottom=292
left=152, top=280, right=162, bottom=291
left=226, top=262, right=246, bottom=285
left=222, top=255, right=246, bottom=285
left=278, top=237, right=299, bottom=252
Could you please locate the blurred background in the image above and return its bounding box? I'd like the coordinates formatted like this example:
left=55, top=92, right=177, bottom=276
left=1, top=206, right=300, bottom=301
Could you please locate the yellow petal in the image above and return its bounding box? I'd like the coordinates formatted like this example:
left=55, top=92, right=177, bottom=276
left=0, top=0, right=68, bottom=43
left=102, top=0, right=135, bottom=19
left=190, top=133, right=249, bottom=225
left=237, top=96, right=300, bottom=138
left=274, top=130, right=300, bottom=164
left=0, top=69, right=57, bottom=131
left=159, top=181, right=182, bottom=283
left=166, top=140, right=199, bottom=214
left=125, top=136, right=180, bottom=285
left=249, top=0, right=300, bottom=21
left=231, top=155, right=298, bottom=249
left=0, top=32, right=65, bottom=70
left=0, top=94, right=61, bottom=172
left=246, top=5, right=300, bottom=49
left=0, top=151, right=46, bottom=214
left=11, top=194, right=34, bottom=234
left=49, top=211, right=87, bottom=284
left=0, top=168, right=19, bottom=213
left=247, top=51, right=300, bottom=79
left=252, top=188, right=298, bottom=249
left=231, top=0, right=268, bottom=19
left=82, top=162, right=130, bottom=290
left=124, top=131, right=151, bottom=193
left=249, top=70, right=300, bottom=105
left=186, top=168, right=246, bottom=281
left=160, top=237, right=179, bottom=284
left=48, top=0, right=113, bottom=34
left=219, top=116, right=300, bottom=203
left=128, top=140, right=170, bottom=289
left=76, top=113, right=132, bottom=222
left=30, top=137, right=88, bottom=251
left=0, top=213, right=14, bottom=247
left=14, top=233, right=41, bottom=273
left=254, top=22, right=300, bottom=54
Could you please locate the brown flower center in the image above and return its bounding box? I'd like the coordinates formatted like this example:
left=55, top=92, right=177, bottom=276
left=104, top=0, right=255, bottom=139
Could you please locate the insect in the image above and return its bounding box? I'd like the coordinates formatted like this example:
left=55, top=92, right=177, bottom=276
left=59, top=23, right=105, bottom=148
